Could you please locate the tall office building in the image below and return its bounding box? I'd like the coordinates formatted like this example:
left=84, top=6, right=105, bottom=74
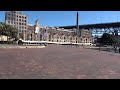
left=5, top=11, right=28, bottom=37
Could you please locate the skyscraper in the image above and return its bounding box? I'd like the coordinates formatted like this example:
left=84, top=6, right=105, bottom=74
left=5, top=11, right=28, bottom=37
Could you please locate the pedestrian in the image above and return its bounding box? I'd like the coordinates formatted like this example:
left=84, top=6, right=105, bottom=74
left=119, top=47, right=120, bottom=53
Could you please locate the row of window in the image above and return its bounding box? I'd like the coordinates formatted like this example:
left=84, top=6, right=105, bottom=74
left=17, top=15, right=27, bottom=19
left=6, top=17, right=27, bottom=22
left=10, top=25, right=27, bottom=29
left=17, top=26, right=27, bottom=29
left=18, top=19, right=27, bottom=22
left=7, top=21, right=27, bottom=25
left=7, top=13, right=27, bottom=19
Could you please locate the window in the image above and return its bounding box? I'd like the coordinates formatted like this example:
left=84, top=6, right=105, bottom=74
left=24, top=20, right=26, bottom=22
left=19, top=16, right=21, bottom=18
left=19, top=23, right=21, bottom=25
left=19, top=19, right=21, bottom=21
left=22, top=23, right=23, bottom=25
left=13, top=18, right=15, bottom=21
left=86, top=39, right=87, bottom=43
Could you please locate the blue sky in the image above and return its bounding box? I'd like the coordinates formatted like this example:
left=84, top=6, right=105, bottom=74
left=1, top=11, right=120, bottom=27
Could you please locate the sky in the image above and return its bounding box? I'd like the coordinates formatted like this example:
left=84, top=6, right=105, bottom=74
left=1, top=11, right=120, bottom=27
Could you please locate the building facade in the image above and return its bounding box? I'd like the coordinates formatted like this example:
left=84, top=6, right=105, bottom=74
left=23, top=20, right=94, bottom=45
left=5, top=11, right=28, bottom=39
left=4, top=11, right=94, bottom=45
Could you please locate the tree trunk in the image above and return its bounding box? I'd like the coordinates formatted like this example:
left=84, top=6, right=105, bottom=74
left=7, top=35, right=8, bottom=44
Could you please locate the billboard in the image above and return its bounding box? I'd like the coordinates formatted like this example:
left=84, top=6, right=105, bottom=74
left=35, top=26, right=39, bottom=34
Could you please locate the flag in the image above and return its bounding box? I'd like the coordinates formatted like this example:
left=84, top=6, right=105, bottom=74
left=44, top=27, right=48, bottom=37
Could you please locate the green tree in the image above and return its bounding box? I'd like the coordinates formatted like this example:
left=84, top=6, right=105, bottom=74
left=100, top=33, right=116, bottom=46
left=0, top=22, right=18, bottom=44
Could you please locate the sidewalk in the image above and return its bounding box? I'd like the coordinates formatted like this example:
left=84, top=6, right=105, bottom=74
left=0, top=44, right=46, bottom=48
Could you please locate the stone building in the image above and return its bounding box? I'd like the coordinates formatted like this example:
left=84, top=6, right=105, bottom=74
left=22, top=20, right=94, bottom=45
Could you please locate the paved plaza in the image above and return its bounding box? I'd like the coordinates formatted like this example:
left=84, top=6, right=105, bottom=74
left=0, top=45, right=120, bottom=79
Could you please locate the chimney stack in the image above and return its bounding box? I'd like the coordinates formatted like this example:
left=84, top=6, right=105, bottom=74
left=76, top=12, right=79, bottom=29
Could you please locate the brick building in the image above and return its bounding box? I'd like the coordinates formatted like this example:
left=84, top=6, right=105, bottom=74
left=24, top=20, right=94, bottom=45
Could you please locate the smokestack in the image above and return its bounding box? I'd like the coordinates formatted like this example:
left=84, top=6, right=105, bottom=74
left=76, top=12, right=79, bottom=29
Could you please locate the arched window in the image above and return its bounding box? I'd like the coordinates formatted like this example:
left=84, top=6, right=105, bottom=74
left=31, top=34, right=32, bottom=40
left=86, top=39, right=87, bottom=43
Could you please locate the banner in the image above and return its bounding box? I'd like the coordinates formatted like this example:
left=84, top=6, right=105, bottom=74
left=35, top=26, right=39, bottom=34
left=44, top=28, right=48, bottom=37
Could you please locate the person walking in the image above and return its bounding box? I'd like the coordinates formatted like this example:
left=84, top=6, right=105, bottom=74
left=119, top=47, right=120, bottom=53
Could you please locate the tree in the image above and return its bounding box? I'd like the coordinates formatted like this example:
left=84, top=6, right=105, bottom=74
left=19, top=32, right=24, bottom=39
left=100, top=33, right=116, bottom=46
left=0, top=22, right=18, bottom=44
